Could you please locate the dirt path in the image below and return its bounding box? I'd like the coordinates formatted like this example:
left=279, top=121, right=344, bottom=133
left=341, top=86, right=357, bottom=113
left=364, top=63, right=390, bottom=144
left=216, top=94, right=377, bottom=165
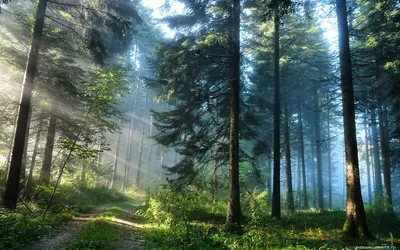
left=29, top=220, right=85, bottom=250
left=29, top=201, right=147, bottom=250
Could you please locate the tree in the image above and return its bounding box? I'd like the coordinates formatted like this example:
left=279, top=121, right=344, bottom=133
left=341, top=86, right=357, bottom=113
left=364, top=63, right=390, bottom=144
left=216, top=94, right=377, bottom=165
left=2, top=0, right=47, bottom=209
left=336, top=0, right=372, bottom=238
left=271, top=2, right=281, bottom=220
left=226, top=0, right=241, bottom=229
left=39, top=111, right=57, bottom=185
left=283, top=99, right=294, bottom=212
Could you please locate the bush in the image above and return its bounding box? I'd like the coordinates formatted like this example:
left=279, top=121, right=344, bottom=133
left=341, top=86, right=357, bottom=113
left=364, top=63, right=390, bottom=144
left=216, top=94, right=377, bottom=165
left=241, top=189, right=269, bottom=226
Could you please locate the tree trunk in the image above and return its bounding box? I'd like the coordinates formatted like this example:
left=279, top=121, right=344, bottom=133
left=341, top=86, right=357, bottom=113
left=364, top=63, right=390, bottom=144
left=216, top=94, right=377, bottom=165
left=21, top=111, right=32, bottom=183
left=111, top=119, right=122, bottom=189
left=123, top=48, right=140, bottom=191
left=39, top=112, right=57, bottom=185
left=266, top=156, right=272, bottom=203
left=24, top=115, right=44, bottom=199
left=378, top=105, right=392, bottom=211
left=136, top=94, right=148, bottom=190
left=296, top=149, right=301, bottom=208
left=283, top=102, right=294, bottom=212
left=313, top=86, right=323, bottom=210
left=271, top=4, right=281, bottom=220
left=226, top=0, right=241, bottom=229
left=370, top=108, right=383, bottom=199
left=2, top=0, right=47, bottom=209
left=147, top=115, right=154, bottom=174
left=311, top=136, right=316, bottom=208
left=336, top=0, right=372, bottom=238
left=364, top=113, right=372, bottom=205
left=327, top=104, right=332, bottom=210
left=298, top=101, right=308, bottom=209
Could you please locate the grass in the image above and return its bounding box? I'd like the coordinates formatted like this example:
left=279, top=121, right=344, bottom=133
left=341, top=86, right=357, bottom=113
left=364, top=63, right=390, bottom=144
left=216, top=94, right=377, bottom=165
left=142, top=208, right=400, bottom=250
left=66, top=218, right=117, bottom=250
left=0, top=209, right=72, bottom=250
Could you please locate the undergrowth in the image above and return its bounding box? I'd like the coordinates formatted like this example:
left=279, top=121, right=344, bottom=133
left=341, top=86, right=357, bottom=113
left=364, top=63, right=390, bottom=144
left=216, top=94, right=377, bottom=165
left=0, top=185, right=128, bottom=249
left=34, top=185, right=128, bottom=213
left=0, top=209, right=72, bottom=250
left=67, top=218, right=117, bottom=250
left=141, top=187, right=400, bottom=250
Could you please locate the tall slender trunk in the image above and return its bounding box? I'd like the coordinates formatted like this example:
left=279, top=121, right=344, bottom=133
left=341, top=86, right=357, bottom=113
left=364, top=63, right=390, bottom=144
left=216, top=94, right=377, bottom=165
left=283, top=102, right=294, bottom=212
left=370, top=108, right=383, bottom=199
left=364, top=113, right=372, bottom=205
left=136, top=94, right=148, bottom=190
left=267, top=157, right=272, bottom=203
left=378, top=105, right=392, bottom=211
left=21, top=111, right=32, bottom=182
left=327, top=104, right=332, bottom=210
left=226, top=0, right=241, bottom=229
left=271, top=4, right=281, bottom=220
left=296, top=150, right=301, bottom=208
left=24, top=115, right=44, bottom=199
left=147, top=115, right=154, bottom=174
left=111, top=119, right=122, bottom=189
left=95, top=144, right=103, bottom=188
left=123, top=47, right=140, bottom=191
left=298, top=101, right=308, bottom=209
left=39, top=112, right=57, bottom=185
left=2, top=0, right=48, bottom=209
left=313, top=87, right=323, bottom=210
left=336, top=0, right=372, bottom=238
left=311, top=137, right=316, bottom=208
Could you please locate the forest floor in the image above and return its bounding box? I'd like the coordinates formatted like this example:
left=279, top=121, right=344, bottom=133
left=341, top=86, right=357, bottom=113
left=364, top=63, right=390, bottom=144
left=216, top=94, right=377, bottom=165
left=29, top=199, right=147, bottom=250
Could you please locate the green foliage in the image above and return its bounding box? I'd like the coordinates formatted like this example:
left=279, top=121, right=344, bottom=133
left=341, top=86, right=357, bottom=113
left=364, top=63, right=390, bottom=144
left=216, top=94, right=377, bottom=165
left=34, top=186, right=128, bottom=213
left=143, top=194, right=400, bottom=250
left=67, top=218, right=117, bottom=250
left=142, top=188, right=225, bottom=227
left=241, top=189, right=269, bottom=226
left=0, top=209, right=72, bottom=250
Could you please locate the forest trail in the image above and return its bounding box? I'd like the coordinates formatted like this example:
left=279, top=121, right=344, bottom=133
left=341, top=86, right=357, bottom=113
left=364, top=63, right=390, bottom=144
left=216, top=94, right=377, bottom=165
left=29, top=199, right=147, bottom=250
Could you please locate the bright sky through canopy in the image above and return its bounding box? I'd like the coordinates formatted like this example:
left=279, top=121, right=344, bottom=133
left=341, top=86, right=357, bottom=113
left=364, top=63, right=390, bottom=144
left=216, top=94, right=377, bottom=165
left=142, top=0, right=165, bottom=8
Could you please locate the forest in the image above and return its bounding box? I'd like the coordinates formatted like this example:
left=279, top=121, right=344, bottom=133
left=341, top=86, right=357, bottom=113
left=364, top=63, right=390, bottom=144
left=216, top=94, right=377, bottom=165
left=0, top=0, right=399, bottom=249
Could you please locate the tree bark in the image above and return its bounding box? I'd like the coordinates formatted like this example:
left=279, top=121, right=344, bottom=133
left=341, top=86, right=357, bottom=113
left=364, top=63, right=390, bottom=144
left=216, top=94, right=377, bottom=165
left=296, top=149, right=301, bottom=208
left=136, top=94, right=148, bottom=190
left=226, top=0, right=241, bottom=229
left=111, top=119, right=122, bottom=189
left=298, top=101, right=308, bottom=209
left=24, top=115, right=44, bottom=199
left=266, top=156, right=272, bottom=203
left=271, top=4, right=281, bottom=220
left=327, top=104, right=332, bottom=210
left=21, top=111, right=32, bottom=183
left=39, top=112, right=57, bottom=185
left=370, top=108, right=383, bottom=199
left=147, top=115, right=154, bottom=173
left=313, top=86, right=323, bottom=210
left=336, top=0, right=372, bottom=238
left=378, top=105, right=392, bottom=211
left=123, top=47, right=140, bottom=191
left=283, top=102, right=294, bottom=212
left=364, top=112, right=372, bottom=205
left=2, top=0, right=48, bottom=209
left=311, top=135, right=316, bottom=208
